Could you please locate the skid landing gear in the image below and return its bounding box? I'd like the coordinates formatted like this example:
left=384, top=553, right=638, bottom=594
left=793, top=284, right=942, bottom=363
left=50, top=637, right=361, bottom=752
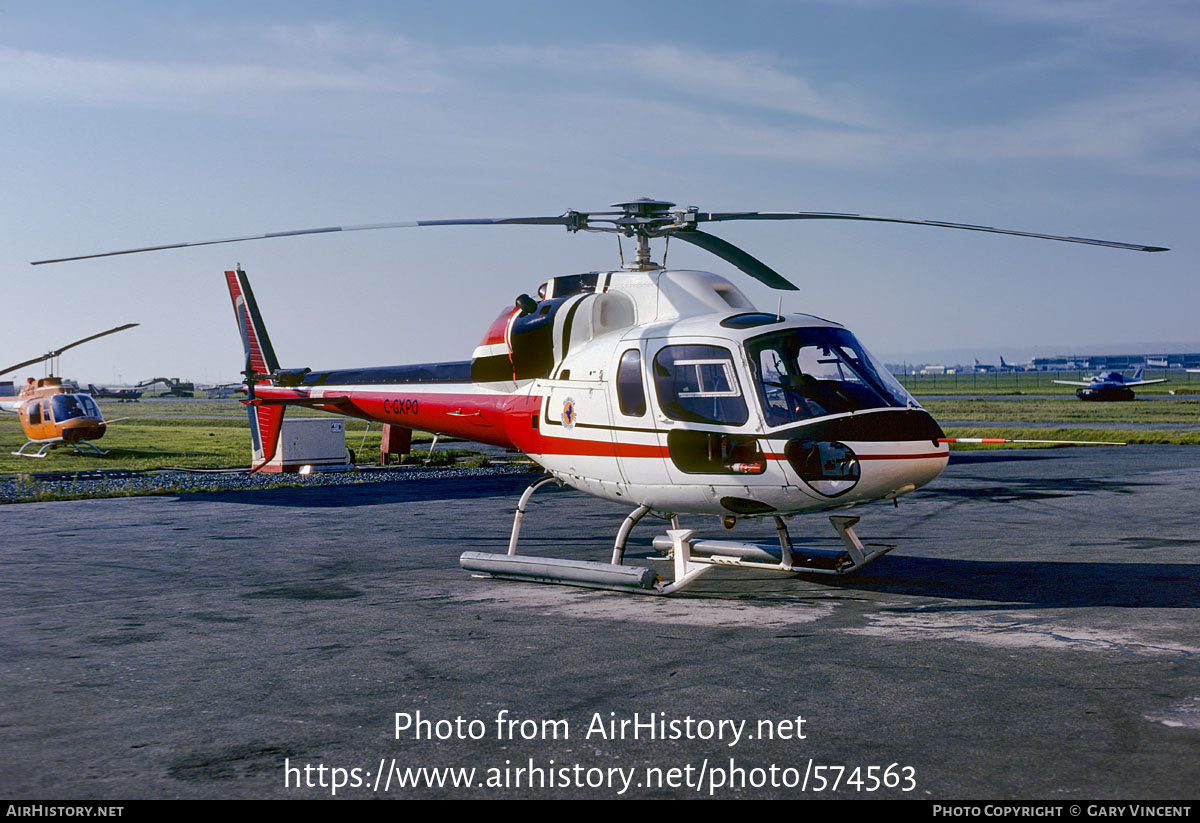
left=649, top=515, right=894, bottom=575
left=11, top=439, right=109, bottom=458
left=459, top=477, right=895, bottom=595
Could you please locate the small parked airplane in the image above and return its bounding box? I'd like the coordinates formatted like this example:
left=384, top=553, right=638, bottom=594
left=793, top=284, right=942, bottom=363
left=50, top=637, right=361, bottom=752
left=1053, top=366, right=1168, bottom=401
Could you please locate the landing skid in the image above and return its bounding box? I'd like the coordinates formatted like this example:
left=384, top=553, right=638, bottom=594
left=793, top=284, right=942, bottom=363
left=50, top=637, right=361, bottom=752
left=459, top=476, right=895, bottom=595
left=11, top=439, right=109, bottom=458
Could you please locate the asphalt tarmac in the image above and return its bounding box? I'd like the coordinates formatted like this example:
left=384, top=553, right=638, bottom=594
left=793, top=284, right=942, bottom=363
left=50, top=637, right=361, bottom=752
left=2, top=446, right=1198, bottom=799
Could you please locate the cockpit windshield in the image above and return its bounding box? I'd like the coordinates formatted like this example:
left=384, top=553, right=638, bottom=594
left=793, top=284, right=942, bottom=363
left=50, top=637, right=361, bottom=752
left=746, top=328, right=916, bottom=427
left=51, top=394, right=101, bottom=422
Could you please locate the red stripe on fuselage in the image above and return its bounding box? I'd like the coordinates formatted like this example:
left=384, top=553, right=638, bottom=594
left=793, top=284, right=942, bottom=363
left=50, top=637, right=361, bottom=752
left=531, top=438, right=666, bottom=458
left=252, top=385, right=949, bottom=463
left=255, top=386, right=539, bottom=449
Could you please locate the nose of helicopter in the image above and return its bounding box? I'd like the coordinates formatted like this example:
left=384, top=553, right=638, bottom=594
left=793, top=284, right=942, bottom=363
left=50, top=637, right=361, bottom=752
left=781, top=408, right=948, bottom=502
left=59, top=416, right=106, bottom=442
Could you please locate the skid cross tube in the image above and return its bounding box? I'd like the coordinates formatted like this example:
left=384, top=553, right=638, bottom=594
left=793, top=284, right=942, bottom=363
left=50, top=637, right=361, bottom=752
left=611, top=504, right=651, bottom=565
left=657, top=528, right=717, bottom=595
left=774, top=516, right=795, bottom=570
left=507, top=475, right=559, bottom=555
left=651, top=515, right=894, bottom=576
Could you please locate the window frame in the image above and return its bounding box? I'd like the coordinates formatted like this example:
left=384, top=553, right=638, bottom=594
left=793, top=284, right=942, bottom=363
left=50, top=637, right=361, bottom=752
left=615, top=348, right=647, bottom=418
left=652, top=343, right=749, bottom=427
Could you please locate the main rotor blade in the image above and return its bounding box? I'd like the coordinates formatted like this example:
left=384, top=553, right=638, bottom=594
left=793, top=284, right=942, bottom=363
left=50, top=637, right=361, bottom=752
left=0, top=323, right=138, bottom=376
left=49, top=323, right=139, bottom=357
left=696, top=212, right=1169, bottom=252
left=32, top=217, right=577, bottom=265
left=0, top=354, right=53, bottom=377
left=669, top=229, right=799, bottom=291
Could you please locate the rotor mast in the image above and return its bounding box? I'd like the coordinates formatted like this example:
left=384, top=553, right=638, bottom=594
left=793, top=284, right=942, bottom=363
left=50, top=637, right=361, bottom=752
left=611, top=198, right=677, bottom=271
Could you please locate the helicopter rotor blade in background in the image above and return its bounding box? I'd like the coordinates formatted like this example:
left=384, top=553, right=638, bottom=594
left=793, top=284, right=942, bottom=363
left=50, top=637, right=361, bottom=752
left=48, top=323, right=140, bottom=358
left=667, top=229, right=799, bottom=291
left=30, top=216, right=581, bottom=265
left=693, top=211, right=1169, bottom=253
left=0, top=323, right=139, bottom=377
left=0, top=354, right=54, bottom=377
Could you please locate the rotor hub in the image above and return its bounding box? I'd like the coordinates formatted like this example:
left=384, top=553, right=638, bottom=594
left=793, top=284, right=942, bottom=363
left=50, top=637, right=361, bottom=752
left=611, top=197, right=676, bottom=218
left=610, top=198, right=680, bottom=237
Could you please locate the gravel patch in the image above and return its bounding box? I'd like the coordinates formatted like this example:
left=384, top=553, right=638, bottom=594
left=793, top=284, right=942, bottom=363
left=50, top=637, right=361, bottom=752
left=0, top=464, right=538, bottom=504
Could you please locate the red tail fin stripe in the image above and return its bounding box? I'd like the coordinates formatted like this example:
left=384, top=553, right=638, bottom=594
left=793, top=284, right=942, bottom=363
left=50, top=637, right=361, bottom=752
left=225, top=269, right=275, bottom=377
left=248, top=403, right=286, bottom=469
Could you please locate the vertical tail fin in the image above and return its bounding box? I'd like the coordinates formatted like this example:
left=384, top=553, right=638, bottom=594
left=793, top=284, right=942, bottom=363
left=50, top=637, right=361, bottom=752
left=225, top=268, right=280, bottom=378
left=224, top=267, right=284, bottom=470
left=245, top=401, right=285, bottom=469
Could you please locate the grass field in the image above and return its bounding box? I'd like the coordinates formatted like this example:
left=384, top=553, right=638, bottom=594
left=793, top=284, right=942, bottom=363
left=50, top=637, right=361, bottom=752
left=0, top=398, right=481, bottom=474
left=922, top=396, right=1200, bottom=423
left=1, top=386, right=1197, bottom=475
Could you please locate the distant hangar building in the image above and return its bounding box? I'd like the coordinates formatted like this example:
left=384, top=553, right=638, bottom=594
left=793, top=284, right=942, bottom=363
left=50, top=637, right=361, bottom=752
left=1032, top=352, right=1200, bottom=371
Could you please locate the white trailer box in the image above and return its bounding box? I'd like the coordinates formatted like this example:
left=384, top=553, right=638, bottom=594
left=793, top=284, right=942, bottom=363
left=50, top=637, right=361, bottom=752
left=261, top=418, right=352, bottom=473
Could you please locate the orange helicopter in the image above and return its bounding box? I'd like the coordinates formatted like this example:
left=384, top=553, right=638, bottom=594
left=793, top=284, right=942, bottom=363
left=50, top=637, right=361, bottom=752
left=0, top=324, right=138, bottom=457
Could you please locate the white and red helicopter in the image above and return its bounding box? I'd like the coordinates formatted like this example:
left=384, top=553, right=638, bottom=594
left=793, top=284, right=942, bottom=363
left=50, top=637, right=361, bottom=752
left=35, top=198, right=1166, bottom=594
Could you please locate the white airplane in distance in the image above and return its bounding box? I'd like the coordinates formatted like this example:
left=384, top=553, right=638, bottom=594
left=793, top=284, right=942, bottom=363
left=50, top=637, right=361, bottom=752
left=999, top=355, right=1035, bottom=372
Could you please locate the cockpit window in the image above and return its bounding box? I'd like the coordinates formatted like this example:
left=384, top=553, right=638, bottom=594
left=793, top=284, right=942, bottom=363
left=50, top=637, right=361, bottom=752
left=51, top=394, right=100, bottom=422
left=746, top=328, right=915, bottom=427
left=653, top=344, right=748, bottom=426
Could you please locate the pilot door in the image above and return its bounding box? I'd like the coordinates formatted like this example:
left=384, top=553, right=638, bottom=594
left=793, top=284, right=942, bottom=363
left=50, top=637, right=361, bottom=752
left=645, top=339, right=790, bottom=496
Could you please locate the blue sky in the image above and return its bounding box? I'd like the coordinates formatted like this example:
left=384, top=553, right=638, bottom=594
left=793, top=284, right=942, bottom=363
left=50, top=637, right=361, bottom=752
left=2, top=0, right=1196, bottom=382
